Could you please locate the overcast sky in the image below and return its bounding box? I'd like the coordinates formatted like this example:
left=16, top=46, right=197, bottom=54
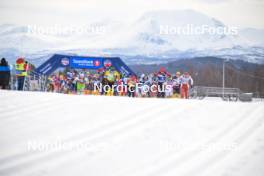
left=0, top=0, right=263, bottom=28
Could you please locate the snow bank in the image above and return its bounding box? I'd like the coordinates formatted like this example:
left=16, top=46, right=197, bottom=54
left=0, top=90, right=264, bottom=176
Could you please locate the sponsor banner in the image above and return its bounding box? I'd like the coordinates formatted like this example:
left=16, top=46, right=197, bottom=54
left=69, top=57, right=102, bottom=69
left=36, top=54, right=136, bottom=76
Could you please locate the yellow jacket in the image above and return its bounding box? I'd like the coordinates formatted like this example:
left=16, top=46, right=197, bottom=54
left=104, top=71, right=120, bottom=82
left=16, top=63, right=28, bottom=76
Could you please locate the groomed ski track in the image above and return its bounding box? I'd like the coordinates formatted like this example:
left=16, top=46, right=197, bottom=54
left=0, top=90, right=264, bottom=176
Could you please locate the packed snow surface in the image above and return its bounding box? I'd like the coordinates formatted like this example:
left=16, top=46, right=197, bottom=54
left=0, top=90, right=264, bottom=176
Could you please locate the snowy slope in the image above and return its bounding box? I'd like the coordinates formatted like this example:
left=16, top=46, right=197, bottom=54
left=117, top=10, right=237, bottom=51
left=239, top=28, right=264, bottom=46
left=1, top=10, right=264, bottom=64
left=0, top=90, right=264, bottom=176
left=0, top=24, right=61, bottom=52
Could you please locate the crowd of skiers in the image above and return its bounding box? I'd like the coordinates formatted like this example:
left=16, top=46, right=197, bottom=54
left=46, top=67, right=194, bottom=99
left=0, top=57, right=194, bottom=98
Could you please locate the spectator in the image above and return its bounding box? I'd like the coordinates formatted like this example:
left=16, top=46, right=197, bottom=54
left=15, top=58, right=28, bottom=91
left=0, top=58, right=11, bottom=89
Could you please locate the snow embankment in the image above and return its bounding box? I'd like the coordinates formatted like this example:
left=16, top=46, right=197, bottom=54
left=0, top=90, right=264, bottom=176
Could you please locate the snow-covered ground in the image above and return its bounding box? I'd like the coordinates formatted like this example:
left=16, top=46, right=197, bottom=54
left=0, top=90, right=264, bottom=176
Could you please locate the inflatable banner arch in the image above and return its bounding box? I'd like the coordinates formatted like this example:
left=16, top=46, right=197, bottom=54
left=35, top=54, right=136, bottom=76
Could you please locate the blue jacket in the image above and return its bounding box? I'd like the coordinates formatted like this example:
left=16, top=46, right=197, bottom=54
left=0, top=66, right=10, bottom=72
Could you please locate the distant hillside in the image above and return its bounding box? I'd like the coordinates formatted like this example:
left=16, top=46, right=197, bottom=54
left=130, top=57, right=264, bottom=96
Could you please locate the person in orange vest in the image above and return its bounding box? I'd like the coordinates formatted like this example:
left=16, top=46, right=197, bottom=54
left=15, top=58, right=28, bottom=90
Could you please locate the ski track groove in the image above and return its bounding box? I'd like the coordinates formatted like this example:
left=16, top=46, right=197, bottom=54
left=0, top=100, right=159, bottom=164
left=0, top=98, right=66, bottom=121
left=182, top=106, right=264, bottom=176
left=0, top=94, right=118, bottom=127
left=26, top=103, right=200, bottom=176
left=0, top=95, right=118, bottom=162
left=117, top=106, right=255, bottom=176
left=145, top=106, right=263, bottom=176
left=1, top=91, right=263, bottom=176
left=0, top=93, right=55, bottom=112
left=0, top=100, right=177, bottom=175
left=0, top=93, right=108, bottom=119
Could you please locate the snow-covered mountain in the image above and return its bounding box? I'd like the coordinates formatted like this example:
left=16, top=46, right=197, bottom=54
left=0, top=10, right=264, bottom=64
left=116, top=10, right=236, bottom=51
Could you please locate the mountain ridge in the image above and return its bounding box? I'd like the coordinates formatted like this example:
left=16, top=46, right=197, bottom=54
left=0, top=9, right=263, bottom=64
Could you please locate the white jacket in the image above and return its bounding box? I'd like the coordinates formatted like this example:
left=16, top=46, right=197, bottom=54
left=180, top=75, right=193, bottom=87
